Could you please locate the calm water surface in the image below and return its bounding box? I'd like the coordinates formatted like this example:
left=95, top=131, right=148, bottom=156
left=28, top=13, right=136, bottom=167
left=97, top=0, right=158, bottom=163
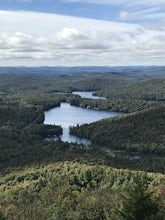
left=72, top=91, right=106, bottom=99
left=44, top=102, right=120, bottom=144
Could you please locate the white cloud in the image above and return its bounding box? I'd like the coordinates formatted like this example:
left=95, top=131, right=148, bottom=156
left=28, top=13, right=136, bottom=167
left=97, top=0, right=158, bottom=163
left=0, top=10, right=138, bottom=35
left=64, top=0, right=130, bottom=5
left=0, top=10, right=165, bottom=66
left=64, top=0, right=165, bottom=22
left=119, top=8, right=165, bottom=21
left=64, top=0, right=165, bottom=7
left=119, top=11, right=129, bottom=20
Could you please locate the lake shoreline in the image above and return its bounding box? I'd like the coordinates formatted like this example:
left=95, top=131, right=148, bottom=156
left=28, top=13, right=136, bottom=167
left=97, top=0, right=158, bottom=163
left=44, top=101, right=121, bottom=145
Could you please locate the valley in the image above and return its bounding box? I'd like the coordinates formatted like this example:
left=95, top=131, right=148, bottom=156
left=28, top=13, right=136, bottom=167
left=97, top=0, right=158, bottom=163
left=0, top=66, right=165, bottom=219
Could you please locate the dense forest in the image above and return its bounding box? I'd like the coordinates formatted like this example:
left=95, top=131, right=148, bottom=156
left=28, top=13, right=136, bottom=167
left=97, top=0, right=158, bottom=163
left=70, top=106, right=165, bottom=154
left=0, top=67, right=165, bottom=219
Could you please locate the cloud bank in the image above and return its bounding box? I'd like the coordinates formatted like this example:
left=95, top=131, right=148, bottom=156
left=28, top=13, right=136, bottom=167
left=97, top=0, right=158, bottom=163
left=1, top=10, right=165, bottom=66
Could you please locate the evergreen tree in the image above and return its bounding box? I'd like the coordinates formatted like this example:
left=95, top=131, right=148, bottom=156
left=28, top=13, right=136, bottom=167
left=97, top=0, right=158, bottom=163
left=115, top=177, right=160, bottom=220
left=0, top=210, right=6, bottom=220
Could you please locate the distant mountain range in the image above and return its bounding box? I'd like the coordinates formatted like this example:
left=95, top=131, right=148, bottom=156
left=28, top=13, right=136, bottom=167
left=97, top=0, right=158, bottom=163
left=0, top=66, right=164, bottom=79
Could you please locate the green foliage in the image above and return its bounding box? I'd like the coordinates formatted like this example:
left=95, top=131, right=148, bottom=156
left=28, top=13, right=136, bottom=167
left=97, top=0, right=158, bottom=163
left=0, top=70, right=165, bottom=219
left=0, top=210, right=6, bottom=220
left=70, top=96, right=164, bottom=113
left=47, top=197, right=66, bottom=220
left=70, top=106, right=165, bottom=155
left=114, top=176, right=163, bottom=220
left=98, top=78, right=165, bottom=101
left=0, top=162, right=164, bottom=220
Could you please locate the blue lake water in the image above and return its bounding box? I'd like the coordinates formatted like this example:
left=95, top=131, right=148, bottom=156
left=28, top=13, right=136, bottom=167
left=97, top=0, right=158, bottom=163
left=44, top=102, right=120, bottom=145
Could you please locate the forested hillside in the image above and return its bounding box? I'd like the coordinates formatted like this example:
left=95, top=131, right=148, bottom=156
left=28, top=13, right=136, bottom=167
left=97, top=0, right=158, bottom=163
left=0, top=67, right=165, bottom=219
left=0, top=162, right=165, bottom=220
left=97, top=78, right=165, bottom=101
left=70, top=106, right=165, bottom=155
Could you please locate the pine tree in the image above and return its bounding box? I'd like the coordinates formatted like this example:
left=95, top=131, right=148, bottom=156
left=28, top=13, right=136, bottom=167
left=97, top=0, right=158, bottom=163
left=115, top=176, right=160, bottom=220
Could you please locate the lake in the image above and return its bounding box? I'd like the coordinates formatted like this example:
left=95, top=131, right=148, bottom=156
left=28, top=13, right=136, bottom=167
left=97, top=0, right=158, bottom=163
left=72, top=91, right=106, bottom=99
left=44, top=102, right=121, bottom=145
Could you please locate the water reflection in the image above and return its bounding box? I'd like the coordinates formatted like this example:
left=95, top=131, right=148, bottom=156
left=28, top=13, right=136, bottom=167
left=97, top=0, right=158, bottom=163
left=44, top=103, right=120, bottom=145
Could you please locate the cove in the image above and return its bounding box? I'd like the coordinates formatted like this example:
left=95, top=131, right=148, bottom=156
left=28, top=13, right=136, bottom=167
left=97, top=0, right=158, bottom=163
left=44, top=102, right=121, bottom=145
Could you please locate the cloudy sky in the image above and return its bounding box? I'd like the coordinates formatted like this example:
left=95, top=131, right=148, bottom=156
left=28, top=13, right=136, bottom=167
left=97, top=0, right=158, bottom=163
left=0, top=0, right=165, bottom=66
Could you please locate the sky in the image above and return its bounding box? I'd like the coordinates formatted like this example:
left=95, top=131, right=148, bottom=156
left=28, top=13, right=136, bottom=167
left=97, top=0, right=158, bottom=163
left=0, top=0, right=165, bottom=66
